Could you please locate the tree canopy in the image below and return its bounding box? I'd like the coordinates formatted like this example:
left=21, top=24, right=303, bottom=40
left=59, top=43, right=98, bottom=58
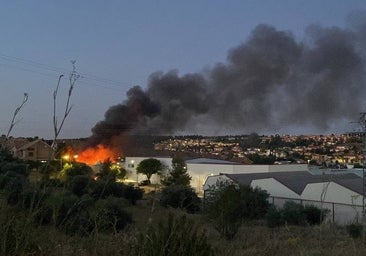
left=162, top=158, right=191, bottom=186
left=136, top=158, right=163, bottom=182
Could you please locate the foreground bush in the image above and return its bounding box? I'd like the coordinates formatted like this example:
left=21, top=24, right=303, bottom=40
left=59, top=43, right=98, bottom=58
left=0, top=211, right=40, bottom=255
left=93, top=197, right=133, bottom=233
left=160, top=185, right=201, bottom=213
left=347, top=223, right=363, bottom=238
left=133, top=214, right=214, bottom=256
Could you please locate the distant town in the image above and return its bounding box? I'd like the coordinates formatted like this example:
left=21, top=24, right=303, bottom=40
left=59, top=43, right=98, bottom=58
left=153, top=133, right=364, bottom=167
left=2, top=132, right=365, bottom=169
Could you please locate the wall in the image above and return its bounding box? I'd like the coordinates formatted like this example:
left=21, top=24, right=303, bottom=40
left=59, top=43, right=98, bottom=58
left=186, top=163, right=235, bottom=194
left=302, top=182, right=363, bottom=205
left=251, top=178, right=302, bottom=199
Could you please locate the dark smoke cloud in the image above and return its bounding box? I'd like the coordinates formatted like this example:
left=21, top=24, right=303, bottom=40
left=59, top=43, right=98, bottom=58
left=90, top=18, right=366, bottom=146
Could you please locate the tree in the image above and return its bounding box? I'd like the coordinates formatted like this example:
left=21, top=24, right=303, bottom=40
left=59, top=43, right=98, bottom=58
left=160, top=185, right=200, bottom=213
left=205, top=182, right=269, bottom=240
left=161, top=158, right=191, bottom=186
left=51, top=61, right=80, bottom=151
left=136, top=158, right=163, bottom=183
left=6, top=93, right=29, bottom=139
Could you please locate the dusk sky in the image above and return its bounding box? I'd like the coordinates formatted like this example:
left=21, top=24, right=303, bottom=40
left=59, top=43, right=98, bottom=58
left=1, top=0, right=366, bottom=139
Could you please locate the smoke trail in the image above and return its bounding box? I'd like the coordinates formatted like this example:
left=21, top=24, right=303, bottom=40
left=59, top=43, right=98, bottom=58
left=89, top=17, right=366, bottom=145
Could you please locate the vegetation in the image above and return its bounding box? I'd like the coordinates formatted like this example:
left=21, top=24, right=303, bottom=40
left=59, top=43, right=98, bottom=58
left=265, top=201, right=329, bottom=228
left=205, top=182, right=269, bottom=240
left=95, top=159, right=127, bottom=181
left=1, top=148, right=366, bottom=255
left=161, top=158, right=191, bottom=186
left=160, top=185, right=200, bottom=213
left=133, top=213, right=214, bottom=256
left=136, top=158, right=164, bottom=183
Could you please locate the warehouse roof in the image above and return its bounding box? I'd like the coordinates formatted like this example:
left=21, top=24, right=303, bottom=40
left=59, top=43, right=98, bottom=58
left=224, top=171, right=364, bottom=195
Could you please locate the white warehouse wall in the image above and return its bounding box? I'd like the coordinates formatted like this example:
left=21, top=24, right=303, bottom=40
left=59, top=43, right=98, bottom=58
left=302, top=182, right=362, bottom=205
left=250, top=178, right=302, bottom=199
left=186, top=163, right=235, bottom=194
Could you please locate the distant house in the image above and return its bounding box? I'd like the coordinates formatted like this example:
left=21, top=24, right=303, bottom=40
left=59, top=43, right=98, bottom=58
left=9, top=138, right=54, bottom=161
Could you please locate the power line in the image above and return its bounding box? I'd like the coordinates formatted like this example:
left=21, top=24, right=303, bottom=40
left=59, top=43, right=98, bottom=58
left=0, top=53, right=133, bottom=92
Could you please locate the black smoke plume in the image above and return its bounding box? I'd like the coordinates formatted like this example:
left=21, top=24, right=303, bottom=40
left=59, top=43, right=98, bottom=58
left=89, top=15, right=366, bottom=146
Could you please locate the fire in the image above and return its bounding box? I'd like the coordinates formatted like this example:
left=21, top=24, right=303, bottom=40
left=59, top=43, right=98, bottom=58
left=77, top=144, right=118, bottom=165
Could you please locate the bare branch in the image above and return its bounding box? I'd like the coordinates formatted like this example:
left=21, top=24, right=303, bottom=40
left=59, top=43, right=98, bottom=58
left=6, top=93, right=29, bottom=138
left=51, top=62, right=80, bottom=151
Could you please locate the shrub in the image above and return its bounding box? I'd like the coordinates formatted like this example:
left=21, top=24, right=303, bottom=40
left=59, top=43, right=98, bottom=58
left=266, top=205, right=284, bottom=228
left=205, top=184, right=242, bottom=240
left=91, top=179, right=143, bottom=204
left=0, top=212, right=40, bottom=255
left=57, top=194, right=96, bottom=236
left=123, top=185, right=143, bottom=205
left=160, top=185, right=201, bottom=213
left=90, top=177, right=122, bottom=198
left=205, top=183, right=269, bottom=240
left=67, top=175, right=92, bottom=196
left=265, top=202, right=328, bottom=228
left=58, top=162, right=93, bottom=181
left=239, top=186, right=269, bottom=219
left=92, top=197, right=132, bottom=233
left=347, top=223, right=363, bottom=238
left=133, top=213, right=214, bottom=256
left=282, top=201, right=306, bottom=225
left=303, top=204, right=329, bottom=225
left=0, top=162, right=27, bottom=176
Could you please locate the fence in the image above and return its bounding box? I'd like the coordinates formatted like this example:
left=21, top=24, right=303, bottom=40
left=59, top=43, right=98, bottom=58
left=269, top=196, right=363, bottom=225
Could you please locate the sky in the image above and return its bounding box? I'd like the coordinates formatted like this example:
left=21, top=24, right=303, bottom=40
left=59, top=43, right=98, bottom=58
left=1, top=0, right=366, bottom=139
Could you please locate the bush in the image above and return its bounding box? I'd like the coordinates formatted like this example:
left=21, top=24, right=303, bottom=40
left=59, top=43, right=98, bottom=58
left=282, top=201, right=306, bottom=225
left=58, top=162, right=93, bottom=181
left=0, top=162, right=27, bottom=176
left=92, top=197, right=132, bottom=233
left=123, top=185, right=143, bottom=205
left=90, top=179, right=143, bottom=204
left=205, top=184, right=242, bottom=240
left=347, top=223, right=363, bottom=238
left=239, top=186, right=269, bottom=219
left=0, top=211, right=40, bottom=255
left=205, top=183, right=269, bottom=240
left=265, top=205, right=284, bottom=228
left=265, top=201, right=328, bottom=228
left=303, top=205, right=329, bottom=225
left=57, top=194, right=96, bottom=236
left=67, top=175, right=92, bottom=196
left=160, top=185, right=201, bottom=213
left=133, top=213, right=214, bottom=256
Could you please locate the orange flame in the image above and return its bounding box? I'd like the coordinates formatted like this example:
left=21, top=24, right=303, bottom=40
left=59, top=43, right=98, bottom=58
left=77, top=144, right=118, bottom=165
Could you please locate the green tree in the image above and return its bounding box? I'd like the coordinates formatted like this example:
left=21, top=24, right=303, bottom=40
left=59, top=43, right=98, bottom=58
left=161, top=158, right=191, bottom=186
left=136, top=158, right=163, bottom=183
left=96, top=159, right=126, bottom=181
left=205, top=182, right=269, bottom=240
